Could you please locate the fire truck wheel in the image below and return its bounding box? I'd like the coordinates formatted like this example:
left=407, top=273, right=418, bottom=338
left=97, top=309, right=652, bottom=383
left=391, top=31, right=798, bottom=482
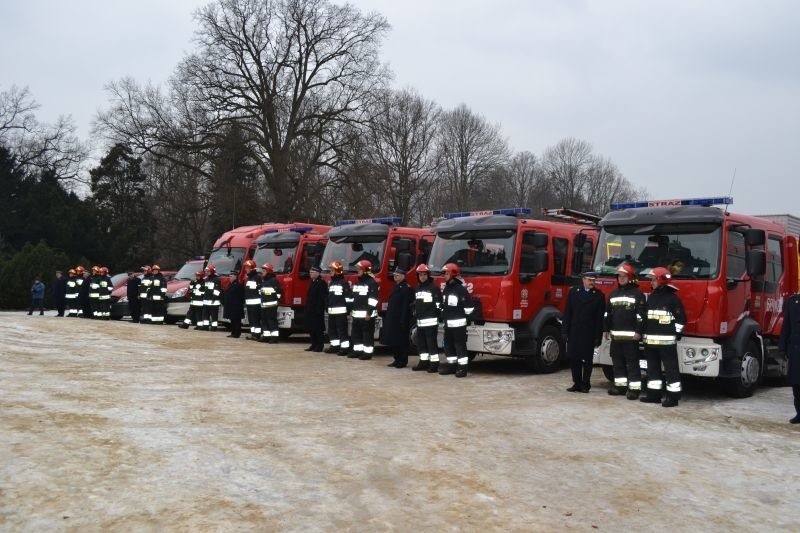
left=602, top=365, right=614, bottom=382
left=722, top=340, right=761, bottom=398
left=525, top=325, right=564, bottom=374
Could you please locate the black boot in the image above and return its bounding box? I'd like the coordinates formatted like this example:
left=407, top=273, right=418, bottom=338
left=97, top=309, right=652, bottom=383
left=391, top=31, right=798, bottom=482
left=412, top=360, right=430, bottom=371
left=358, top=353, right=372, bottom=360
left=455, top=365, right=468, bottom=378
left=347, top=351, right=360, bottom=358
left=790, top=414, right=800, bottom=424
left=639, top=391, right=662, bottom=403
left=566, top=384, right=581, bottom=392
left=427, top=362, right=439, bottom=373
left=304, top=345, right=315, bottom=352
left=438, top=363, right=455, bottom=375
left=607, top=386, right=625, bottom=396
left=662, top=392, right=680, bottom=408
left=324, top=346, right=338, bottom=353
left=179, top=323, right=189, bottom=329
left=626, top=389, right=640, bottom=400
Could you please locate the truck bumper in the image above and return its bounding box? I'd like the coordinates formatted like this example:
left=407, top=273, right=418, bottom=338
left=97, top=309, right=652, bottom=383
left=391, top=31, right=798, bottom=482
left=465, top=323, right=515, bottom=355
left=167, top=300, right=190, bottom=319
left=594, top=336, right=722, bottom=378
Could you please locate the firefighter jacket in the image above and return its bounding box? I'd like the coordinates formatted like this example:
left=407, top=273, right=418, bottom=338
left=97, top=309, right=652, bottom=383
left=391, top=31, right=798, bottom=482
left=98, top=274, right=112, bottom=302
left=441, top=278, right=474, bottom=328
left=643, top=285, right=686, bottom=346
left=139, top=274, right=153, bottom=300
left=88, top=275, right=101, bottom=300
left=189, top=279, right=205, bottom=307
left=562, top=285, right=605, bottom=351
left=604, top=282, right=646, bottom=341
left=244, top=271, right=262, bottom=306
left=65, top=275, right=79, bottom=303
left=203, top=274, right=222, bottom=306
left=348, top=274, right=379, bottom=319
left=260, top=273, right=281, bottom=308
left=414, top=278, right=442, bottom=327
left=149, top=273, right=167, bottom=301
left=327, top=274, right=351, bottom=315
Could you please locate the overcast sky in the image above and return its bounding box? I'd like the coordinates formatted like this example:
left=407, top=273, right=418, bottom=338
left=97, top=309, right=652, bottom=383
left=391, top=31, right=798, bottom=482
left=2, top=0, right=799, bottom=215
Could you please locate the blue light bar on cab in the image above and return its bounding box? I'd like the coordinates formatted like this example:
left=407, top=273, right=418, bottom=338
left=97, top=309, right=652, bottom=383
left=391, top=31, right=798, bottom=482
left=443, top=207, right=532, bottom=219
left=610, top=197, right=733, bottom=211
left=336, top=216, right=402, bottom=226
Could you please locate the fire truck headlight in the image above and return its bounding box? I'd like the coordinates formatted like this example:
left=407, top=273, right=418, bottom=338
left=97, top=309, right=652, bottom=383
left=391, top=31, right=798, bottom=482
left=172, top=287, right=188, bottom=299
left=483, top=330, right=514, bottom=352
left=686, top=348, right=696, bottom=358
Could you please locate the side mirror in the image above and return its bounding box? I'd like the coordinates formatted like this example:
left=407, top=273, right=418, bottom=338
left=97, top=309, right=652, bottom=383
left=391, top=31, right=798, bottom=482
left=532, top=250, right=549, bottom=273
left=746, top=249, right=766, bottom=277
left=745, top=229, right=765, bottom=247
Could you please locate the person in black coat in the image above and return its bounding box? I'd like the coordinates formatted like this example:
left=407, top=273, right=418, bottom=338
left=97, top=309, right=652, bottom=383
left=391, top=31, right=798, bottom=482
left=380, top=268, right=414, bottom=368
left=53, top=270, right=67, bottom=317
left=224, top=275, right=245, bottom=338
left=562, top=271, right=606, bottom=393
left=304, top=266, right=327, bottom=352
left=127, top=270, right=142, bottom=323
left=779, top=293, right=800, bottom=424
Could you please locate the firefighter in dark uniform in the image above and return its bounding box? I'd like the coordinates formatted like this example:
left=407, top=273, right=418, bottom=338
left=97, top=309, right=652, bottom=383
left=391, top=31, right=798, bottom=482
left=128, top=268, right=143, bottom=323
left=439, top=262, right=474, bottom=378
left=640, top=266, right=686, bottom=407
left=180, top=270, right=205, bottom=329
left=65, top=268, right=79, bottom=317
left=149, top=265, right=168, bottom=324
left=412, top=264, right=443, bottom=373
left=346, top=259, right=379, bottom=360
left=604, top=262, right=646, bottom=399
left=79, top=266, right=92, bottom=318
left=304, top=266, right=327, bottom=352
left=139, top=265, right=153, bottom=323
left=201, top=264, right=222, bottom=331
left=779, top=292, right=800, bottom=424
left=259, top=263, right=282, bottom=343
left=243, top=259, right=262, bottom=340
left=563, top=271, right=605, bottom=393
left=88, top=266, right=101, bottom=319
left=324, top=260, right=351, bottom=355
left=224, top=274, right=245, bottom=338
left=97, top=266, right=112, bottom=320
left=381, top=267, right=414, bottom=368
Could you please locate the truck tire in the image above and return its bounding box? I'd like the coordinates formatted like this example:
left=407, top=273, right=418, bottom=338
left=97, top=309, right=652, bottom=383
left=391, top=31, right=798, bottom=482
left=722, top=340, right=761, bottom=398
left=525, top=325, right=563, bottom=374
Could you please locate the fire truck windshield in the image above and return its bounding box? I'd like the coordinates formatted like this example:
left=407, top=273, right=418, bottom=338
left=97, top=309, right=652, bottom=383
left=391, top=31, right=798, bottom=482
left=207, top=247, right=246, bottom=275
left=594, top=223, right=721, bottom=279
left=174, top=262, right=200, bottom=281
left=320, top=237, right=385, bottom=273
left=429, top=230, right=515, bottom=275
left=252, top=245, right=297, bottom=274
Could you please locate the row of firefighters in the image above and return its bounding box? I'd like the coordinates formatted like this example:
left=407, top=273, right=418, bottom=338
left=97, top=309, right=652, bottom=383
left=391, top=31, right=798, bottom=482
left=562, top=263, right=686, bottom=407
left=63, top=265, right=122, bottom=320
left=177, top=259, right=476, bottom=377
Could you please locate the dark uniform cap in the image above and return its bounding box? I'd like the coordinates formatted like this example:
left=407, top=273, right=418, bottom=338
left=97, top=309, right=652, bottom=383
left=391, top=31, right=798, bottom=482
left=393, top=267, right=407, bottom=276
left=581, top=271, right=598, bottom=279
left=310, top=266, right=322, bottom=273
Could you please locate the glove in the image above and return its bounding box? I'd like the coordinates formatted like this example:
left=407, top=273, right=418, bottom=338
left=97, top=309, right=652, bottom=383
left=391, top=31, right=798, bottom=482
left=675, top=333, right=682, bottom=342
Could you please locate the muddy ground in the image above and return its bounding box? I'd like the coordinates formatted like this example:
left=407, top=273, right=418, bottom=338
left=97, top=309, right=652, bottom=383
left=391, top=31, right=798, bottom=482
left=1, top=311, right=798, bottom=531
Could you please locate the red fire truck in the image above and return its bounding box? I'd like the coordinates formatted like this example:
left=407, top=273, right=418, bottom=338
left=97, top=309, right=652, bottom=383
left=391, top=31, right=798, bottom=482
left=591, top=197, right=799, bottom=397
left=319, top=217, right=435, bottom=339
left=427, top=208, right=598, bottom=372
left=251, top=224, right=332, bottom=335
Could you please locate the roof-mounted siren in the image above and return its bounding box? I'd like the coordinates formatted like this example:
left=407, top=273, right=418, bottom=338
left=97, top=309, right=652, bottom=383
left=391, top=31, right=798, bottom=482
left=610, top=196, right=733, bottom=211
left=443, top=207, right=532, bottom=219
left=542, top=208, right=601, bottom=225
left=336, top=216, right=403, bottom=227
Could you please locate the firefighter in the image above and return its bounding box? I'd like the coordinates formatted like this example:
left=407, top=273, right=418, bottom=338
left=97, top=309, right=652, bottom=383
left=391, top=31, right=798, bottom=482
left=127, top=270, right=142, bottom=323
left=778, top=291, right=800, bottom=424
left=640, top=267, right=686, bottom=407
left=259, top=263, right=282, bottom=343
left=324, top=260, right=351, bottom=355
left=381, top=267, right=414, bottom=368
left=180, top=270, right=205, bottom=329
left=346, top=259, right=379, bottom=360
left=88, top=266, right=101, bottom=319
left=439, top=263, right=473, bottom=377
left=201, top=264, right=222, bottom=331
left=604, top=263, right=646, bottom=399
left=243, top=259, right=262, bottom=340
left=149, top=265, right=168, bottom=324
left=412, top=264, right=443, bottom=373
left=65, top=269, right=79, bottom=317
left=224, top=274, right=245, bottom=338
left=563, top=271, right=605, bottom=393
left=97, top=266, right=112, bottom=320
left=304, top=265, right=327, bottom=352
left=139, top=265, right=153, bottom=323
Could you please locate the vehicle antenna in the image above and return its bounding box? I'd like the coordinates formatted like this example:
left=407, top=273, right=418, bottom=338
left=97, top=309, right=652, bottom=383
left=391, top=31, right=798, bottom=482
left=725, top=168, right=736, bottom=214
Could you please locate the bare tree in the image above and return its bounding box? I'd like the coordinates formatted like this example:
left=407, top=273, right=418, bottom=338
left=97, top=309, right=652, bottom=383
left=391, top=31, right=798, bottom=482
left=0, top=85, right=88, bottom=182
left=437, top=104, right=509, bottom=212
left=541, top=137, right=594, bottom=210
left=362, top=88, right=440, bottom=225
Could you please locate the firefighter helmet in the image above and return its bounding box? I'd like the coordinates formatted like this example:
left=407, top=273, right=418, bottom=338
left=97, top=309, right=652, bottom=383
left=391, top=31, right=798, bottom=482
left=75, top=265, right=85, bottom=274
left=243, top=259, right=257, bottom=271
left=151, top=264, right=161, bottom=272
left=205, top=264, right=216, bottom=275
left=142, top=265, right=152, bottom=274
left=100, top=266, right=109, bottom=275
left=262, top=263, right=274, bottom=273
left=92, top=266, right=100, bottom=274
left=195, top=270, right=204, bottom=277
left=647, top=266, right=671, bottom=286
left=329, top=260, right=344, bottom=274
left=616, top=263, right=635, bottom=278
left=356, top=259, right=372, bottom=272
left=441, top=262, right=460, bottom=277
left=415, top=264, right=431, bottom=274
left=68, top=268, right=76, bottom=276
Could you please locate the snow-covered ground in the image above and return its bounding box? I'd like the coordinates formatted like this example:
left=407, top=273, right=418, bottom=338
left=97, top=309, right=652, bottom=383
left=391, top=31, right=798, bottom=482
left=1, top=311, right=798, bottom=531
